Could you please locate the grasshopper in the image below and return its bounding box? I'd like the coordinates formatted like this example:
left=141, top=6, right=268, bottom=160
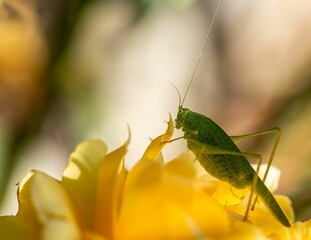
left=172, top=0, right=290, bottom=227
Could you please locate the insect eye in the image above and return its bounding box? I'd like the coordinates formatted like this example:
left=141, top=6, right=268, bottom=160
left=179, top=108, right=183, bottom=113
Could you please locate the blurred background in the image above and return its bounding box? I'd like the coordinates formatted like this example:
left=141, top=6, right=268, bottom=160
left=1, top=0, right=311, bottom=221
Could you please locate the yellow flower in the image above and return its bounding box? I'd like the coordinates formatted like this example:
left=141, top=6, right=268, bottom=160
left=0, top=116, right=310, bottom=239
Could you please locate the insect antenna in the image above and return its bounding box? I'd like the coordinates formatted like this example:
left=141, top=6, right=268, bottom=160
left=169, top=81, right=182, bottom=107
left=181, top=0, right=222, bottom=107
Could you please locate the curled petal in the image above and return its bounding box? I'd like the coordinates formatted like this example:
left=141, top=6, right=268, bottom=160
left=62, top=140, right=108, bottom=229
left=95, top=132, right=130, bottom=239
left=141, top=114, right=174, bottom=162
left=123, top=115, right=174, bottom=199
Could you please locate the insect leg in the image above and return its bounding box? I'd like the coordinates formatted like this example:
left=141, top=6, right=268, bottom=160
left=162, top=136, right=184, bottom=144
left=230, top=128, right=282, bottom=210
left=162, top=131, right=198, bottom=144
left=189, top=141, right=261, bottom=159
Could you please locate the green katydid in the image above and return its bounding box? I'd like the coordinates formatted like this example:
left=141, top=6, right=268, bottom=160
left=171, top=0, right=291, bottom=227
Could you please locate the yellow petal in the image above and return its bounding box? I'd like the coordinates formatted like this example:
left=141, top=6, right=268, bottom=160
left=15, top=171, right=41, bottom=234
left=62, top=140, right=108, bottom=230
left=141, top=114, right=174, bottom=161
left=85, top=231, right=107, bottom=240
left=225, top=221, right=267, bottom=240
left=187, top=190, right=231, bottom=238
left=0, top=216, right=35, bottom=240
left=31, top=171, right=82, bottom=240
left=208, top=181, right=247, bottom=206
left=116, top=158, right=193, bottom=239
left=95, top=133, right=130, bottom=239
left=117, top=149, right=194, bottom=239
left=0, top=171, right=42, bottom=238
left=287, top=220, right=311, bottom=240
left=162, top=152, right=197, bottom=207
left=122, top=115, right=174, bottom=199
left=229, top=195, right=294, bottom=237
left=117, top=150, right=232, bottom=239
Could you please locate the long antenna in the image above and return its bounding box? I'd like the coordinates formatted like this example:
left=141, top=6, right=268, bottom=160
left=181, top=0, right=222, bottom=106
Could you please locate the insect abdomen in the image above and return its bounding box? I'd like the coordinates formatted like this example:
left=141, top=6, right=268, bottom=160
left=255, top=178, right=291, bottom=227
left=183, top=111, right=255, bottom=188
